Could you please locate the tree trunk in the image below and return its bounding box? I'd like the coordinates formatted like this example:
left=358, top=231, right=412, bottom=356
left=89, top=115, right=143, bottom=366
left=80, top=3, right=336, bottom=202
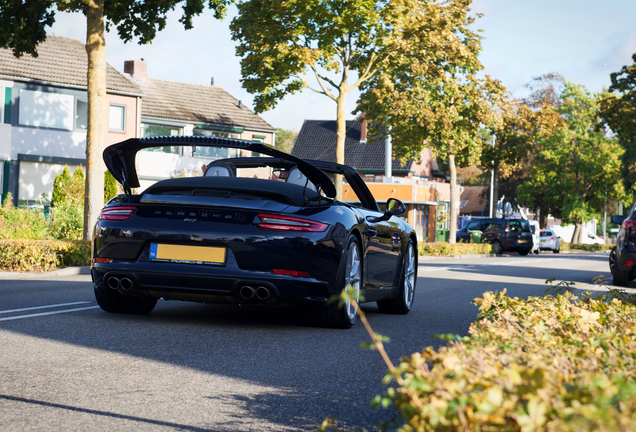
left=334, top=92, right=347, bottom=201
left=538, top=207, right=548, bottom=229
left=448, top=153, right=458, bottom=244
left=83, top=0, right=107, bottom=240
left=572, top=222, right=583, bottom=244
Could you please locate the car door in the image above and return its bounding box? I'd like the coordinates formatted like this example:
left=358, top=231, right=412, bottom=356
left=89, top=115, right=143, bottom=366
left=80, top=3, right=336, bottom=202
left=358, top=208, right=401, bottom=294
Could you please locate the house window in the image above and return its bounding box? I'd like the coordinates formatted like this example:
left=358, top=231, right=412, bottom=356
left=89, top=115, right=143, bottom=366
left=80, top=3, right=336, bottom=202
left=141, top=123, right=183, bottom=154
left=108, top=104, right=126, bottom=132
left=75, top=99, right=88, bottom=130
left=192, top=129, right=240, bottom=158
left=19, top=89, right=74, bottom=130
left=251, top=135, right=266, bottom=157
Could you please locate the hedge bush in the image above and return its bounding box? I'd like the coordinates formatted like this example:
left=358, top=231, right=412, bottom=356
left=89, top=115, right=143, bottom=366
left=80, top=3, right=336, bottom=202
left=419, top=242, right=493, bottom=257
left=373, top=289, right=636, bottom=431
left=0, top=239, right=90, bottom=271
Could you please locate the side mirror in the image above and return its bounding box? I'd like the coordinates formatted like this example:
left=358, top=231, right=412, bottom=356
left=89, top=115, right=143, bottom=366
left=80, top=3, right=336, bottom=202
left=612, top=215, right=625, bottom=225
left=367, top=198, right=406, bottom=223
left=386, top=198, right=405, bottom=216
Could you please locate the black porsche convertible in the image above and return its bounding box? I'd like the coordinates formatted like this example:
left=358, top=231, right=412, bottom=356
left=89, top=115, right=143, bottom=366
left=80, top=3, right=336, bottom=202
left=91, top=136, right=417, bottom=328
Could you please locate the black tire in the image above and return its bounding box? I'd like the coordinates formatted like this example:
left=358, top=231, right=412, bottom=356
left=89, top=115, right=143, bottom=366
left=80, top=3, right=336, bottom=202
left=534, top=249, right=540, bottom=255
left=610, top=247, right=629, bottom=287
left=309, top=235, right=361, bottom=329
left=95, top=287, right=157, bottom=314
left=553, top=247, right=560, bottom=254
left=518, top=249, right=530, bottom=256
left=378, top=239, right=417, bottom=314
left=492, top=241, right=504, bottom=255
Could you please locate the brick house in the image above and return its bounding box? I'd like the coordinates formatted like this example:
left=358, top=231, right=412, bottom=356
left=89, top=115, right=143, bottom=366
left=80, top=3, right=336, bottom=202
left=122, top=60, right=276, bottom=190
left=0, top=35, right=143, bottom=204
left=0, top=35, right=277, bottom=203
left=292, top=118, right=453, bottom=243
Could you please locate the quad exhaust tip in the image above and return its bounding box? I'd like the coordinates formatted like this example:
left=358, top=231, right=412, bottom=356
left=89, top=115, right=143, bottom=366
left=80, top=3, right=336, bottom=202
left=239, top=285, right=272, bottom=301
left=107, top=276, right=134, bottom=291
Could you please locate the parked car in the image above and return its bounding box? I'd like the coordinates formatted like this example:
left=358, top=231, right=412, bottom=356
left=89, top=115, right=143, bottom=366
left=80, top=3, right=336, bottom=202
left=609, top=210, right=636, bottom=286
left=539, top=229, right=560, bottom=253
left=92, top=136, right=418, bottom=328
left=529, top=220, right=540, bottom=254
left=456, top=218, right=534, bottom=255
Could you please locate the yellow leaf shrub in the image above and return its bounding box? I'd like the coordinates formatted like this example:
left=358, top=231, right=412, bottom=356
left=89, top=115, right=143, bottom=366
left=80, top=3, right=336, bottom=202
left=0, top=239, right=90, bottom=271
left=419, top=242, right=494, bottom=257
left=382, top=290, right=636, bottom=431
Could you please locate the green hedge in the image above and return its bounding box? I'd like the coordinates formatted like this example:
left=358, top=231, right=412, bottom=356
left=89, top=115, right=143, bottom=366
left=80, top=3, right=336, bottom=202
left=567, top=243, right=613, bottom=252
left=376, top=289, right=636, bottom=431
left=419, top=242, right=493, bottom=256
left=0, top=239, right=90, bottom=272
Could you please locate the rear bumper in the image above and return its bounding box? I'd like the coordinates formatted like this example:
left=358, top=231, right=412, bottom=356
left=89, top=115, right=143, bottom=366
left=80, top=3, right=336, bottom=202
left=91, top=261, right=333, bottom=305
left=501, top=240, right=533, bottom=252
left=616, top=242, right=636, bottom=272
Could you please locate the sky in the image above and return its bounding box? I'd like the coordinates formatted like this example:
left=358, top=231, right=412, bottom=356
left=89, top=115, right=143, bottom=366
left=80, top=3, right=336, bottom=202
left=47, top=0, right=636, bottom=132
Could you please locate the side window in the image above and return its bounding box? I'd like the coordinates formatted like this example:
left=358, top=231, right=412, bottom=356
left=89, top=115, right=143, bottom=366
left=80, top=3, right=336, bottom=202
left=466, top=221, right=480, bottom=230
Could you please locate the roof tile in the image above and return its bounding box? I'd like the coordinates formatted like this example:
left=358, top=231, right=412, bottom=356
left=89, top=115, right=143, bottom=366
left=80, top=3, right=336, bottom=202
left=0, top=34, right=140, bottom=94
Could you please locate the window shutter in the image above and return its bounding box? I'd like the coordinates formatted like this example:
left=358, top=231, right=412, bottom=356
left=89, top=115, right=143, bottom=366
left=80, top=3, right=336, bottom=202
left=3, top=87, right=11, bottom=124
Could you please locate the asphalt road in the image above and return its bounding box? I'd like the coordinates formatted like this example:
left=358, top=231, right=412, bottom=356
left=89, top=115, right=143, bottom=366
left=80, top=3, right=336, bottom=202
left=0, top=251, right=615, bottom=431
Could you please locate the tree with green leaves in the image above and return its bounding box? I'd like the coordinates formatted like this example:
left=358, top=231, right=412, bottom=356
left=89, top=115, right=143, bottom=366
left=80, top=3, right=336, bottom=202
left=275, top=128, right=298, bottom=154
left=483, top=101, right=565, bottom=227
left=231, top=0, right=497, bottom=203
left=0, top=0, right=231, bottom=239
left=356, top=0, right=507, bottom=243
left=518, top=82, right=624, bottom=243
left=600, top=53, right=636, bottom=198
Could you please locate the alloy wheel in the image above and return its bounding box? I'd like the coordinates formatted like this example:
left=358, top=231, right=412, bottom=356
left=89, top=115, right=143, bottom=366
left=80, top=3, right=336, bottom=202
left=403, top=243, right=416, bottom=309
left=344, top=241, right=362, bottom=322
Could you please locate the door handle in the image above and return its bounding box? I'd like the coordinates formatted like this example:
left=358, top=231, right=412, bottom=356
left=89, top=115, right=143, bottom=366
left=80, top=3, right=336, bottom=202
left=368, top=228, right=378, bottom=237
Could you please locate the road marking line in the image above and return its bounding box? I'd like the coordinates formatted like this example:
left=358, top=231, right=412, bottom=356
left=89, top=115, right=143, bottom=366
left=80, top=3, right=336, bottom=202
left=0, top=302, right=91, bottom=315
left=0, top=306, right=100, bottom=322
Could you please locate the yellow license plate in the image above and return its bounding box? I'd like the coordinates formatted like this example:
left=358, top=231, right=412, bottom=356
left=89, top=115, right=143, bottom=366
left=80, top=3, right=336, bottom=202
left=518, top=239, right=527, bottom=243
left=149, top=244, right=226, bottom=264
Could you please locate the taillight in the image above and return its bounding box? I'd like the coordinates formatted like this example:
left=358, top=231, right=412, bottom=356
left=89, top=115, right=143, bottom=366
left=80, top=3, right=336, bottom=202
left=623, top=220, right=636, bottom=231
left=273, top=269, right=312, bottom=278
left=99, top=206, right=137, bottom=221
left=256, top=214, right=328, bottom=232
left=93, top=258, right=111, bottom=264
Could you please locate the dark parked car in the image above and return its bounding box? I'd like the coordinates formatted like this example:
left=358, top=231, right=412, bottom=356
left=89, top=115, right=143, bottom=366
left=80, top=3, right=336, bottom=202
left=456, top=218, right=534, bottom=255
left=539, top=229, right=560, bottom=253
left=92, top=136, right=418, bottom=328
left=610, top=211, right=636, bottom=286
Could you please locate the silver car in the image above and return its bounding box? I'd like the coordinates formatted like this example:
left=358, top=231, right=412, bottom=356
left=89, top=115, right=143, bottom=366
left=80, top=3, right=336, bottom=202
left=539, top=229, right=560, bottom=253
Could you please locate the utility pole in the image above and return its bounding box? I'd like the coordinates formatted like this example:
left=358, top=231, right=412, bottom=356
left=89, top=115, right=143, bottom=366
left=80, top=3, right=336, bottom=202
left=489, top=134, right=495, bottom=218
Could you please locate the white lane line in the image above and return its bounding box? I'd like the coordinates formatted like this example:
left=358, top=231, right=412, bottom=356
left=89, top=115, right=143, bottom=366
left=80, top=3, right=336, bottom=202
left=0, top=302, right=91, bottom=315
left=0, top=306, right=100, bottom=322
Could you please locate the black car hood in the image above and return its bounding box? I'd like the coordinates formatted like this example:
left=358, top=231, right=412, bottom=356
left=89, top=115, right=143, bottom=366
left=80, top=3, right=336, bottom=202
left=103, top=136, right=337, bottom=198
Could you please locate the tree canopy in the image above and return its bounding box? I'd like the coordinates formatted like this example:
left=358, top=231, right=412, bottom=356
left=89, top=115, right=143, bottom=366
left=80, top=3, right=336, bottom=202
left=600, top=53, right=636, bottom=198
left=231, top=0, right=500, bottom=203
left=356, top=0, right=507, bottom=243
left=518, top=82, right=624, bottom=243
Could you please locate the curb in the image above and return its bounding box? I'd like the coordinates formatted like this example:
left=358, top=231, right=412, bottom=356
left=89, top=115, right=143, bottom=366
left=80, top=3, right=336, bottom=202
left=418, top=249, right=609, bottom=260
left=0, top=266, right=91, bottom=279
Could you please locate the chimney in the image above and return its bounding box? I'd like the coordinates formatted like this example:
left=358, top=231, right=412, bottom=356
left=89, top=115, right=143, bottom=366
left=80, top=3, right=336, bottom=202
left=211, top=77, right=215, bottom=86
left=124, top=60, right=147, bottom=79
left=360, top=113, right=367, bottom=144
